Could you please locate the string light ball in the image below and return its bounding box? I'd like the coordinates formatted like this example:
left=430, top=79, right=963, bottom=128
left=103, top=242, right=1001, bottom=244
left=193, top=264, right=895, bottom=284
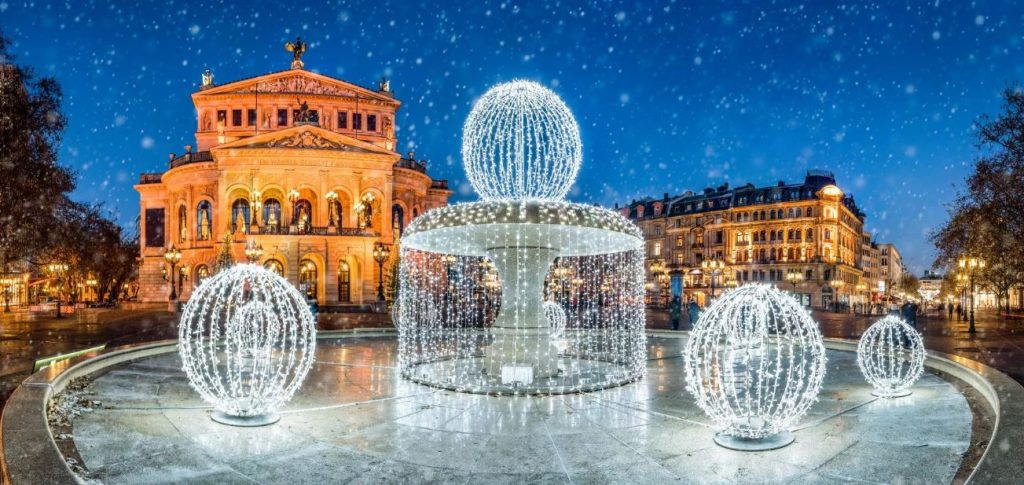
left=544, top=301, right=567, bottom=338
left=683, top=284, right=827, bottom=451
left=462, top=80, right=582, bottom=201
left=178, top=264, right=317, bottom=426
left=857, top=315, right=926, bottom=398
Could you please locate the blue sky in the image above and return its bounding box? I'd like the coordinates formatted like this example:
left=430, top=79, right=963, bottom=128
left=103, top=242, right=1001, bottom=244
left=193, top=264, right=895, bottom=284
left=3, top=0, right=1024, bottom=273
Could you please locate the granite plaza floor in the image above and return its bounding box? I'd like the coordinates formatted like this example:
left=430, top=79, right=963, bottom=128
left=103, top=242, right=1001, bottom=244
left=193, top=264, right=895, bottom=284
left=65, top=336, right=972, bottom=484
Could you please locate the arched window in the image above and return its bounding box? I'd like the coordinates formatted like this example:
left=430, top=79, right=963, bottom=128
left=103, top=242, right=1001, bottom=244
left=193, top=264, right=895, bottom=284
left=264, top=259, right=284, bottom=276
left=788, top=248, right=796, bottom=260
left=806, top=228, right=814, bottom=241
left=294, top=199, right=312, bottom=230
left=231, top=199, right=250, bottom=234
left=769, top=210, right=776, bottom=220
left=196, top=201, right=212, bottom=241
left=338, top=261, right=351, bottom=303
left=753, top=211, right=759, bottom=221
left=195, top=265, right=210, bottom=284
left=795, top=208, right=802, bottom=217
left=299, top=259, right=317, bottom=300
left=392, top=204, right=405, bottom=235
left=178, top=206, right=187, bottom=243
left=263, top=198, right=282, bottom=230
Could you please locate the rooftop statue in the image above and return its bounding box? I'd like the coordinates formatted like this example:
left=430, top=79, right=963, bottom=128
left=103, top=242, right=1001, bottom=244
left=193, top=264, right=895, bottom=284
left=285, top=36, right=307, bottom=69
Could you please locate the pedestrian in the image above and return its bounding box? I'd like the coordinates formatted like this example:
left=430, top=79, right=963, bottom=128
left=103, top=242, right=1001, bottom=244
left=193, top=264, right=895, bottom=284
left=907, top=301, right=919, bottom=329
left=956, top=302, right=963, bottom=321
left=947, top=302, right=954, bottom=320
left=669, top=296, right=682, bottom=331
left=687, top=299, right=701, bottom=328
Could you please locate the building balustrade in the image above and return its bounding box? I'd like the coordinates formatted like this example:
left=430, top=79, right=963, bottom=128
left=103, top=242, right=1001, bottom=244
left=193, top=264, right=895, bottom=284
left=245, top=225, right=379, bottom=237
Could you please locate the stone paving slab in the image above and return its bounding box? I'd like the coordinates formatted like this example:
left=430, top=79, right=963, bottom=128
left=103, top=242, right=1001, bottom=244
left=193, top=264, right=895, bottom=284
left=64, top=336, right=971, bottom=484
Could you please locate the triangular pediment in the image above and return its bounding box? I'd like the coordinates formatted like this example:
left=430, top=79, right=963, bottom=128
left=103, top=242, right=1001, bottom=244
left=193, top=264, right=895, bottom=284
left=195, top=69, right=398, bottom=105
left=212, top=125, right=397, bottom=156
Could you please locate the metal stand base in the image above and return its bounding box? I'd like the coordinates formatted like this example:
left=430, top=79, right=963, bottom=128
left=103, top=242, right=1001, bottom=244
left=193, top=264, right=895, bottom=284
left=713, top=431, right=795, bottom=451
left=872, top=389, right=912, bottom=398
left=210, top=411, right=280, bottom=427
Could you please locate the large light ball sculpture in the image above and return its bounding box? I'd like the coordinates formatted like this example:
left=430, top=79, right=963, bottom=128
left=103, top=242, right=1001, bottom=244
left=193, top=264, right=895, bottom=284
left=684, top=284, right=827, bottom=451
left=179, top=264, right=317, bottom=426
left=857, top=315, right=925, bottom=398
left=462, top=80, right=582, bottom=201
left=398, top=80, right=646, bottom=395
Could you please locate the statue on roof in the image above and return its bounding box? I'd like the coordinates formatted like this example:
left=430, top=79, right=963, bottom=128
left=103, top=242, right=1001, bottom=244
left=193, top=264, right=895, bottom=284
left=285, top=36, right=307, bottom=69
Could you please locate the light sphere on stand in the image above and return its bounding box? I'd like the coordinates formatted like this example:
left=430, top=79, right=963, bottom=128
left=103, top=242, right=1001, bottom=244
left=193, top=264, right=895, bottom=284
left=462, top=80, right=582, bottom=201
left=857, top=315, right=926, bottom=398
left=683, top=284, right=827, bottom=451
left=178, top=264, right=317, bottom=426
left=543, top=300, right=567, bottom=339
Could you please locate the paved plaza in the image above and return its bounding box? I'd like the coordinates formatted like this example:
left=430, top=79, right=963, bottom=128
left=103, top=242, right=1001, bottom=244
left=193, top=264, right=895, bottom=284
left=59, top=335, right=971, bottom=484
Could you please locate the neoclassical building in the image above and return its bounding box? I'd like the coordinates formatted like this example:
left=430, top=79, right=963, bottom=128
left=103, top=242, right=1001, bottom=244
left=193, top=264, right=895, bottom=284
left=135, top=50, right=450, bottom=306
left=621, top=170, right=866, bottom=309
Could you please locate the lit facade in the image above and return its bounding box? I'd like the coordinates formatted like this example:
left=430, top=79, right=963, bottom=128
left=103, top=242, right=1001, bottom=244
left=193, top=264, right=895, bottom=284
left=878, top=243, right=904, bottom=299
left=135, top=56, right=450, bottom=306
left=621, top=170, right=865, bottom=309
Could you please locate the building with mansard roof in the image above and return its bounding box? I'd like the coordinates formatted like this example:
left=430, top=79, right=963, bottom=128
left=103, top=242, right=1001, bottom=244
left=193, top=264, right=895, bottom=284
left=134, top=50, right=450, bottom=307
left=619, top=170, right=869, bottom=310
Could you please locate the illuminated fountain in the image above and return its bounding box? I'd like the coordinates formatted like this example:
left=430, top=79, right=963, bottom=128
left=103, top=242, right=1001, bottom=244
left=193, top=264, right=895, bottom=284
left=398, top=80, right=646, bottom=395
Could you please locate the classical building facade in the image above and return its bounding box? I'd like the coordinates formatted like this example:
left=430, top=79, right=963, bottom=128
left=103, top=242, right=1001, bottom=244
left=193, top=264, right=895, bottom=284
left=135, top=52, right=450, bottom=306
left=877, top=243, right=904, bottom=299
left=620, top=170, right=866, bottom=309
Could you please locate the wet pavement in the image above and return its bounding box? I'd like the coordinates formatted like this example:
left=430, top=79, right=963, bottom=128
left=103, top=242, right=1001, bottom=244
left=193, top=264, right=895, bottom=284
left=67, top=336, right=970, bottom=484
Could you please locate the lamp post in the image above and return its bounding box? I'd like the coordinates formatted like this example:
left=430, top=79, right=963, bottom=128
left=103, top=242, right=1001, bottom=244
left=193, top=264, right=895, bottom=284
left=164, top=245, right=182, bottom=301
left=244, top=240, right=264, bottom=264
left=372, top=242, right=391, bottom=302
left=46, top=263, right=68, bottom=318
left=701, top=258, right=726, bottom=299
left=955, top=273, right=968, bottom=321
left=786, top=269, right=804, bottom=289
left=958, top=256, right=986, bottom=334
left=829, top=279, right=845, bottom=312
left=0, top=274, right=16, bottom=313
left=855, top=283, right=867, bottom=314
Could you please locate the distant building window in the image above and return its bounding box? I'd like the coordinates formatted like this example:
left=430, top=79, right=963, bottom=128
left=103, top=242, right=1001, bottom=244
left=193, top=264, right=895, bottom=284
left=652, top=242, right=662, bottom=257
left=367, top=114, right=377, bottom=132
left=232, top=109, right=242, bottom=126
left=676, top=236, right=683, bottom=248
left=337, top=111, right=347, bottom=129
left=353, top=113, right=363, bottom=130
left=247, top=109, right=256, bottom=126
left=277, top=109, right=288, bottom=126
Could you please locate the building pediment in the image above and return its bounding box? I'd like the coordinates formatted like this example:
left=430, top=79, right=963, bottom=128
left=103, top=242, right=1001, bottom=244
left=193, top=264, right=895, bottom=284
left=194, top=69, right=398, bottom=106
left=212, top=125, right=397, bottom=157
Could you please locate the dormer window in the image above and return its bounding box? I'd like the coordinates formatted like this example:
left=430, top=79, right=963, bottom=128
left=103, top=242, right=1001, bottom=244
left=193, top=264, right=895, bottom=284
left=367, top=114, right=377, bottom=132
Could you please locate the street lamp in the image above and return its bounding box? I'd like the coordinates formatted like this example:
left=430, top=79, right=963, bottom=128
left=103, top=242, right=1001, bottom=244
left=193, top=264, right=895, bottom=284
left=955, top=273, right=968, bottom=322
left=0, top=274, right=18, bottom=313
left=164, top=245, right=183, bottom=301
left=829, top=279, right=845, bottom=312
left=46, top=263, right=68, bottom=318
left=958, top=255, right=986, bottom=334
left=701, top=258, right=727, bottom=298
left=786, top=269, right=804, bottom=289
left=244, top=240, right=264, bottom=263
left=372, top=241, right=391, bottom=302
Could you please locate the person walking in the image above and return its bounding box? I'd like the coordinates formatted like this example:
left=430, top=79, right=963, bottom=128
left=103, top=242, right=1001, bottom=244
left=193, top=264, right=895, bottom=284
left=687, top=299, right=701, bottom=328
left=956, top=302, right=963, bottom=321
left=947, top=302, right=954, bottom=320
left=669, top=296, right=682, bottom=331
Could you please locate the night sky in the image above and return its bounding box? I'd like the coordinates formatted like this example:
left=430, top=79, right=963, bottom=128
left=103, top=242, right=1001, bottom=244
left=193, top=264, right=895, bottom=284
left=3, top=1, right=1024, bottom=273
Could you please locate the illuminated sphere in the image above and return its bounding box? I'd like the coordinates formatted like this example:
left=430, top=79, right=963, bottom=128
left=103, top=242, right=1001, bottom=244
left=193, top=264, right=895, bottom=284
left=684, top=284, right=826, bottom=444
left=462, top=80, right=582, bottom=201
left=857, top=316, right=926, bottom=398
left=179, top=264, right=317, bottom=423
left=544, top=301, right=567, bottom=338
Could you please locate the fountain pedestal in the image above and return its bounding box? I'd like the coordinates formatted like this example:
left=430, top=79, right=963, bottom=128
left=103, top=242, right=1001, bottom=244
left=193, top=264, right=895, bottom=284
left=483, top=246, right=560, bottom=379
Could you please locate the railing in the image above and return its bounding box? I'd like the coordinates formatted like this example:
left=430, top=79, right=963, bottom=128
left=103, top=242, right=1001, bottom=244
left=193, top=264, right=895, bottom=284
left=251, top=225, right=378, bottom=237
left=394, top=158, right=427, bottom=174
left=431, top=179, right=450, bottom=190
left=138, top=173, right=162, bottom=184
left=169, top=151, right=213, bottom=169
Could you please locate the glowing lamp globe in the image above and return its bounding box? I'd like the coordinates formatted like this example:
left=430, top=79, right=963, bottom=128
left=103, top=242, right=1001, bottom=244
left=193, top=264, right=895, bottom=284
left=462, top=80, right=582, bottom=201
left=178, top=264, right=317, bottom=426
left=857, top=316, right=926, bottom=398
left=683, top=284, right=827, bottom=451
left=544, top=301, right=567, bottom=339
